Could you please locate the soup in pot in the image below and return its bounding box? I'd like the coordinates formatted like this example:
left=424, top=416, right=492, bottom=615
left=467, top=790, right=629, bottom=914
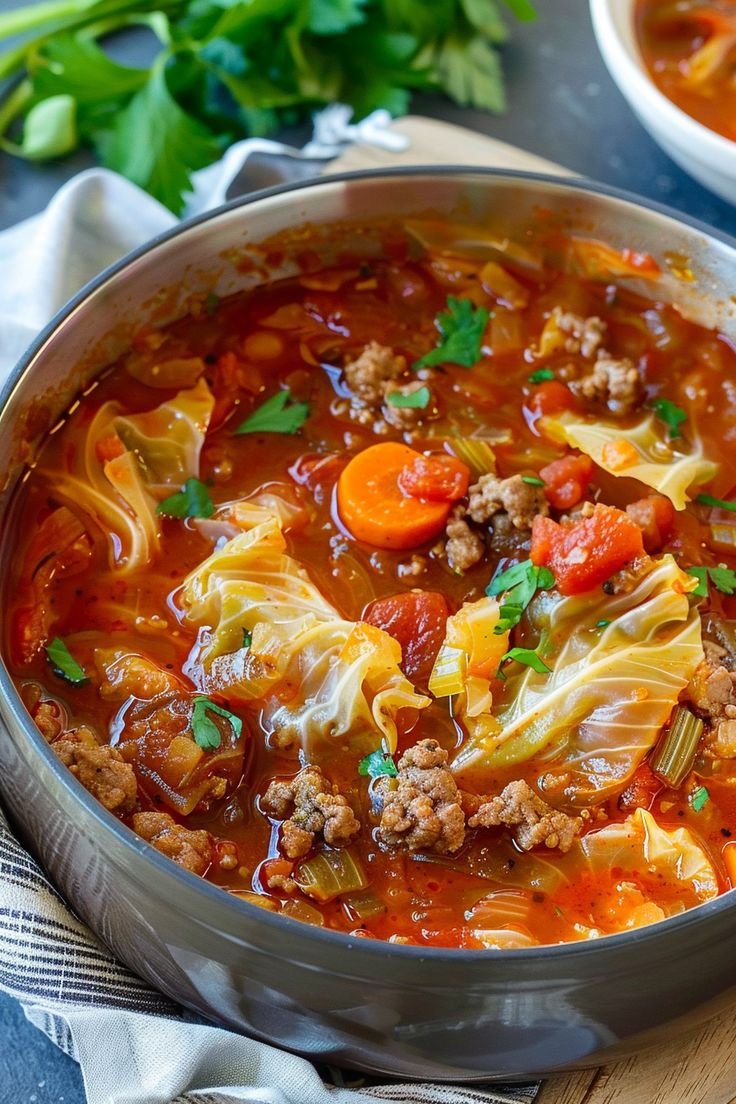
left=7, top=219, right=736, bottom=949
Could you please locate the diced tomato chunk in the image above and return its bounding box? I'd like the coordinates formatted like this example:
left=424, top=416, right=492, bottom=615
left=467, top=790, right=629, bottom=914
left=529, top=380, right=578, bottom=417
left=398, top=454, right=470, bottom=504
left=626, top=495, right=675, bottom=553
left=95, top=434, right=125, bottom=464
left=539, top=453, right=594, bottom=510
left=618, top=762, right=663, bottom=813
left=530, top=503, right=645, bottom=595
left=363, top=590, right=449, bottom=681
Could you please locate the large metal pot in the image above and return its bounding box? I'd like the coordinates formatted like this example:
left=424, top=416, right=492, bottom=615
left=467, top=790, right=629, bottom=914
left=1, top=168, right=736, bottom=1082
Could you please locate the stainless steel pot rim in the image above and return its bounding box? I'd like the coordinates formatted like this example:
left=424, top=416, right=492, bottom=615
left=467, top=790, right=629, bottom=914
left=3, top=164, right=736, bottom=964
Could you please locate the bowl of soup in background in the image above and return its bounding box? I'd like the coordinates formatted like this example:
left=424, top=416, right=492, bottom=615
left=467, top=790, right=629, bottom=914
left=590, top=0, right=736, bottom=205
left=2, top=168, right=736, bottom=1081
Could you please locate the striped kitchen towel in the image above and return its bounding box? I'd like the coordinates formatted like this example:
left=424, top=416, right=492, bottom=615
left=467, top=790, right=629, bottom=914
left=0, top=804, right=538, bottom=1104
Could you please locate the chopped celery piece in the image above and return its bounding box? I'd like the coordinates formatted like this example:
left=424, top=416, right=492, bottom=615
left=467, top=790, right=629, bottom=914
left=295, top=848, right=368, bottom=903
left=343, top=888, right=386, bottom=919
left=428, top=643, right=467, bottom=698
left=651, top=706, right=704, bottom=787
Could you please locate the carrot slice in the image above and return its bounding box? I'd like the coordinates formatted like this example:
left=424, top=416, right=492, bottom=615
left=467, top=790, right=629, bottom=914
left=337, top=442, right=452, bottom=550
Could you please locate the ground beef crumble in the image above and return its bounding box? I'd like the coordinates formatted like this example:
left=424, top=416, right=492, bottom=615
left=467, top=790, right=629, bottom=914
left=552, top=308, right=606, bottom=359
left=469, top=780, right=582, bottom=852
left=467, top=473, right=549, bottom=530
left=341, top=341, right=430, bottom=430
left=376, top=738, right=465, bottom=854
left=132, top=811, right=213, bottom=875
left=51, top=726, right=137, bottom=815
left=445, top=504, right=486, bottom=572
left=575, top=353, right=642, bottom=415
left=689, top=656, right=736, bottom=758
left=261, top=766, right=360, bottom=859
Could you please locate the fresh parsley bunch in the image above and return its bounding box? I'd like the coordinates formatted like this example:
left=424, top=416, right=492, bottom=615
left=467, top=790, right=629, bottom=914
left=0, top=0, right=535, bottom=213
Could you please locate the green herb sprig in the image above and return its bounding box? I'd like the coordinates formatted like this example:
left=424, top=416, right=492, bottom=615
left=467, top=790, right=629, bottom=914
left=358, top=750, right=398, bottom=779
left=157, top=477, right=214, bottom=519
left=0, top=0, right=536, bottom=213
left=45, top=636, right=87, bottom=685
left=191, top=695, right=242, bottom=750
left=235, top=389, right=309, bottom=436
left=487, top=559, right=555, bottom=635
left=414, top=297, right=489, bottom=370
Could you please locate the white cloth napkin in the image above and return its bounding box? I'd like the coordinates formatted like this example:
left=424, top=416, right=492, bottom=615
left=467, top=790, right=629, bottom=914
left=0, top=118, right=540, bottom=1104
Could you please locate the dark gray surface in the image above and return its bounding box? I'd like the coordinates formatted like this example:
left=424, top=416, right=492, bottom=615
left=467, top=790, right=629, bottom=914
left=1, top=0, right=735, bottom=1100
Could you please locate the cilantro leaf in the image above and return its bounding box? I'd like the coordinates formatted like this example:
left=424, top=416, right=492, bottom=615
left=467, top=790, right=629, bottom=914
left=191, top=696, right=242, bottom=750
left=461, top=0, right=508, bottom=42
left=687, top=564, right=736, bottom=598
left=708, top=566, right=736, bottom=595
left=521, top=475, right=545, bottom=486
left=102, top=58, right=220, bottom=215
left=487, top=560, right=555, bottom=634
left=308, top=0, right=368, bottom=35
left=234, top=389, right=310, bottom=435
left=528, top=368, right=554, bottom=384
left=386, top=385, right=431, bottom=409
left=497, top=646, right=551, bottom=678
left=687, top=566, right=709, bottom=598
left=32, top=33, right=148, bottom=105
left=435, top=32, right=505, bottom=113
left=652, top=398, right=687, bottom=439
left=415, top=297, right=489, bottom=370
left=501, top=0, right=537, bottom=20
left=691, top=785, right=709, bottom=812
left=46, top=637, right=87, bottom=685
left=697, top=494, right=736, bottom=513
left=157, top=477, right=215, bottom=519
left=358, top=750, right=398, bottom=778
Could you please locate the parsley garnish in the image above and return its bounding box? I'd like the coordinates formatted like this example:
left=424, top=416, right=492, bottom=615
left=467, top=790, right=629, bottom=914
left=191, top=696, right=242, bottom=751
left=234, top=390, right=309, bottom=436
left=651, top=398, right=687, bottom=439
left=521, top=474, right=545, bottom=486
left=205, top=292, right=220, bottom=316
left=697, top=494, right=736, bottom=513
left=497, top=646, right=551, bottom=679
left=691, top=785, right=709, bottom=813
left=242, top=629, right=252, bottom=648
left=595, top=619, right=611, bottom=628
left=385, top=385, right=431, bottom=410
left=487, top=560, right=555, bottom=635
left=528, top=368, right=554, bottom=384
left=687, top=564, right=736, bottom=598
left=358, top=750, right=398, bottom=779
left=157, top=477, right=214, bottom=519
left=46, top=637, right=87, bottom=685
left=414, top=297, right=489, bottom=370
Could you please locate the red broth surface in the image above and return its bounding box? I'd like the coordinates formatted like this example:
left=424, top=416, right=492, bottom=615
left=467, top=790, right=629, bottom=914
left=6, top=221, right=736, bottom=949
left=636, top=0, right=736, bottom=141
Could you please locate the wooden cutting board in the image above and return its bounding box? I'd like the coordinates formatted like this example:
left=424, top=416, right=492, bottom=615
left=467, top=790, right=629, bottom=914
left=329, top=116, right=736, bottom=1104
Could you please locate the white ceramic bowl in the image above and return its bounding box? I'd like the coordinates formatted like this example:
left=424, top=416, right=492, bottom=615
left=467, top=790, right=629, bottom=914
left=590, top=0, right=736, bottom=205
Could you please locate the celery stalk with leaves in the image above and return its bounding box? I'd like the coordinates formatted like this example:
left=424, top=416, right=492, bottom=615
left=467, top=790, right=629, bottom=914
left=0, top=0, right=535, bottom=213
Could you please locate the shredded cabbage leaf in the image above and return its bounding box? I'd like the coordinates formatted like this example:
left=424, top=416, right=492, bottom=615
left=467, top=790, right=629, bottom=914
left=577, top=808, right=718, bottom=909
left=543, top=411, right=717, bottom=510
left=453, top=556, right=704, bottom=804
left=47, top=380, right=214, bottom=572
left=113, top=377, right=214, bottom=490
left=180, top=505, right=428, bottom=753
